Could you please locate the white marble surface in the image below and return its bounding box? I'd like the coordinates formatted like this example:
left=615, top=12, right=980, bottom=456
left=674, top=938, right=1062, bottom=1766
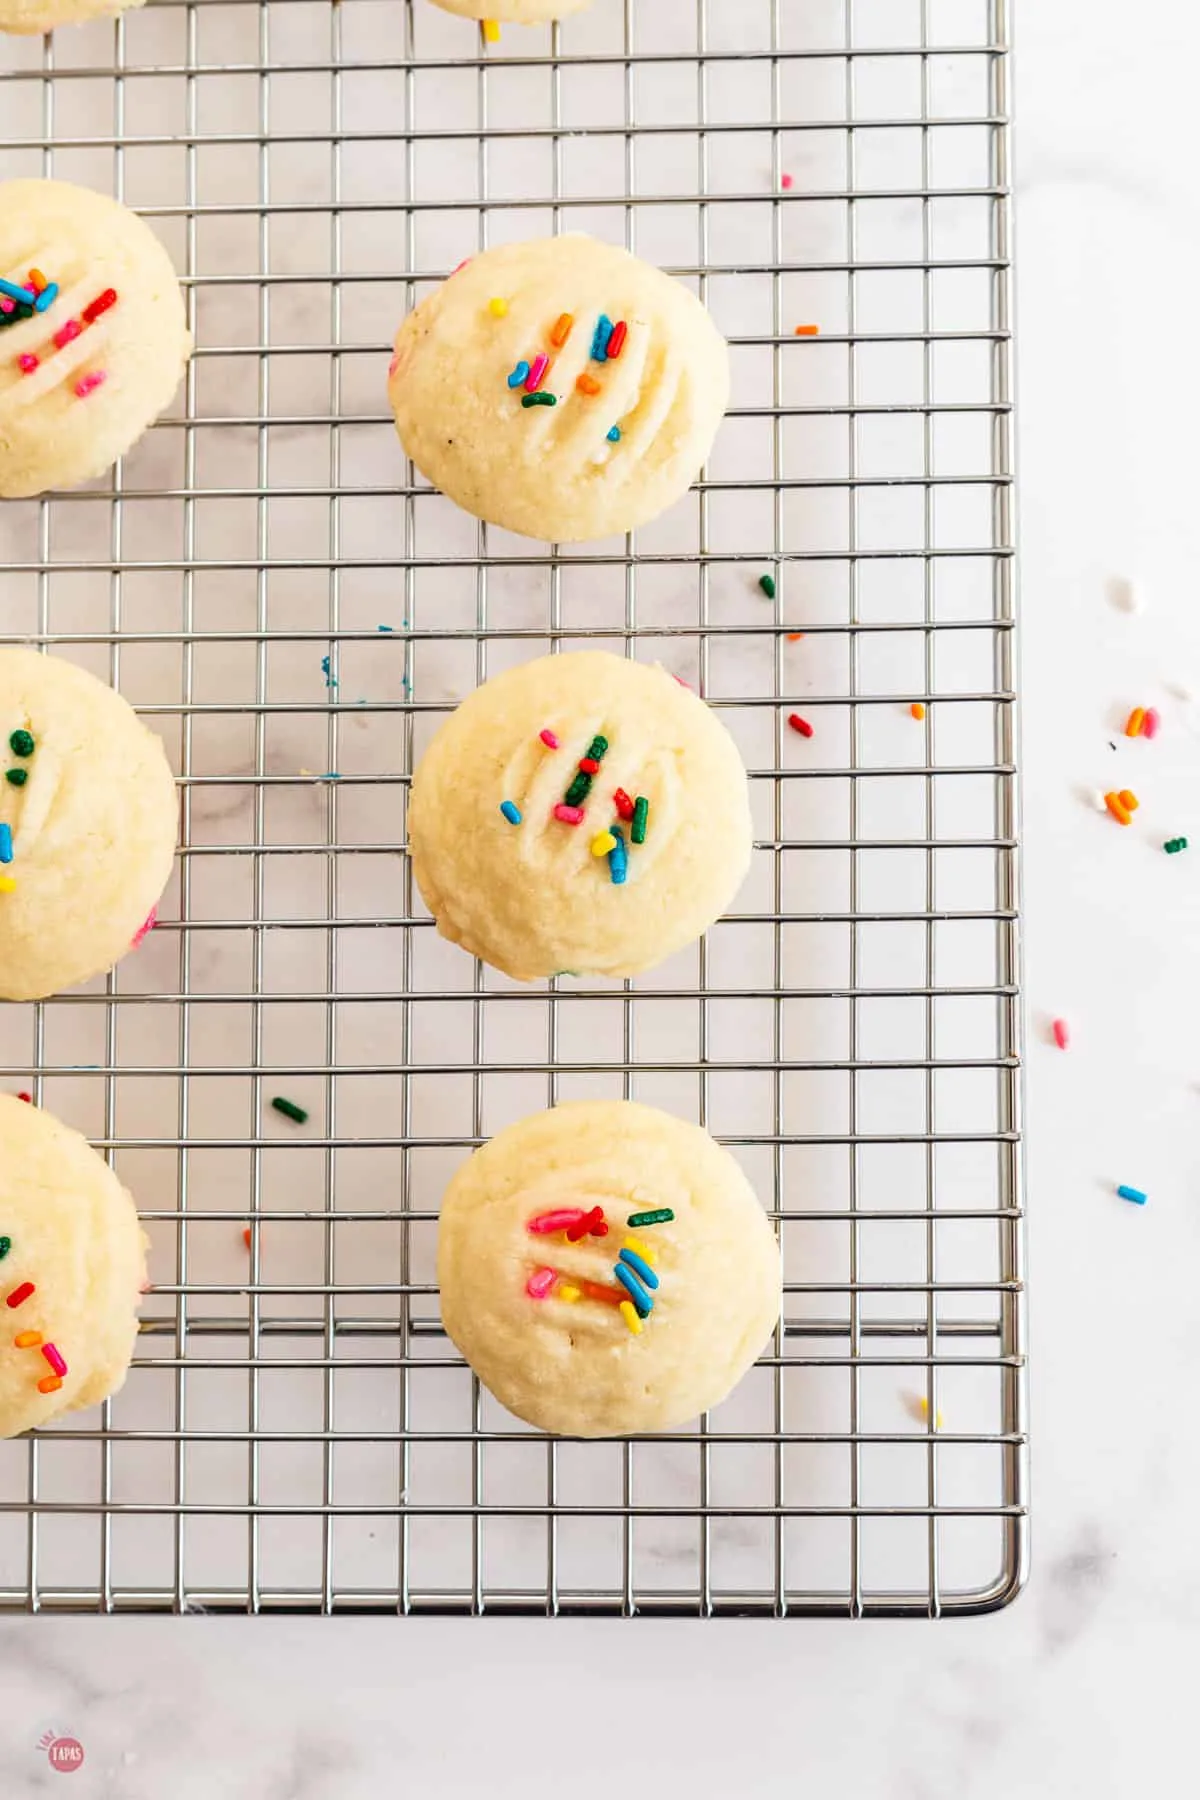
left=2, top=1, right=1200, bottom=1794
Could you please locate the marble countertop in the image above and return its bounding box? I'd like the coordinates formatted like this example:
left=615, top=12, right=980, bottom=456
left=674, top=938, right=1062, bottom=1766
left=2, top=2, right=1199, bottom=1795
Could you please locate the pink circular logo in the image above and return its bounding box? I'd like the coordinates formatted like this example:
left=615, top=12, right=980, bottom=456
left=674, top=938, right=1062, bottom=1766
left=47, top=1737, right=85, bottom=1774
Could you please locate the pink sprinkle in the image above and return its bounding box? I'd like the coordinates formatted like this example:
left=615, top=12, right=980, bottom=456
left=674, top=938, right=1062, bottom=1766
left=672, top=674, right=693, bottom=690
left=53, top=318, right=82, bottom=349
left=526, top=1267, right=557, bottom=1300
left=781, top=172, right=794, bottom=189
left=539, top=729, right=560, bottom=749
left=1052, top=1019, right=1070, bottom=1051
left=450, top=257, right=473, bottom=276
left=17, top=353, right=38, bottom=374
left=1143, top=707, right=1161, bottom=739
left=387, top=353, right=399, bottom=378
left=41, top=1343, right=68, bottom=1378
left=131, top=906, right=157, bottom=949
left=527, top=1208, right=586, bottom=1235
left=0, top=298, right=12, bottom=315
left=525, top=353, right=549, bottom=393
left=74, top=370, right=107, bottom=399
left=553, top=803, right=584, bottom=825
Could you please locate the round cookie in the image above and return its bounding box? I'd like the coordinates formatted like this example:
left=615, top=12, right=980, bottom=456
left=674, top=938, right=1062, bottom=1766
left=0, top=1096, right=148, bottom=1439
left=408, top=651, right=753, bottom=981
left=0, top=647, right=178, bottom=1001
left=388, top=235, right=729, bottom=541
left=438, top=1100, right=781, bottom=1437
left=0, top=178, right=191, bottom=497
left=431, top=0, right=590, bottom=19
left=0, top=0, right=145, bottom=31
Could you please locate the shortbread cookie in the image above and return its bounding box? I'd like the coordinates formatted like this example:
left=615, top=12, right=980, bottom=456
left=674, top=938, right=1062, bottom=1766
left=0, top=1095, right=148, bottom=1439
left=0, top=178, right=190, bottom=496
left=438, top=1100, right=781, bottom=1437
left=408, top=651, right=753, bottom=981
left=0, top=0, right=144, bottom=31
left=388, top=234, right=729, bottom=541
left=0, top=647, right=178, bottom=1001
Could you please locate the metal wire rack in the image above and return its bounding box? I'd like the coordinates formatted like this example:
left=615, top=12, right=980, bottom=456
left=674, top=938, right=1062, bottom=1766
left=0, top=0, right=1022, bottom=1617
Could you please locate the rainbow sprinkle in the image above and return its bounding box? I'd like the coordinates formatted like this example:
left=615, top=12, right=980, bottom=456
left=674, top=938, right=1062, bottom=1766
left=521, top=392, right=556, bottom=408
left=619, top=1300, right=642, bottom=1335
left=607, top=426, right=621, bottom=442
left=527, top=1208, right=586, bottom=1236
left=631, top=796, right=649, bottom=844
left=74, top=370, right=107, bottom=400
left=591, top=314, right=614, bottom=361
left=499, top=800, right=522, bottom=825
left=525, top=353, right=549, bottom=393
left=41, top=1343, right=67, bottom=1378
left=608, top=825, right=628, bottom=886
left=618, top=1245, right=659, bottom=1290
left=507, top=360, right=530, bottom=388
left=606, top=320, right=627, bottom=359
left=526, top=1267, right=557, bottom=1299
left=627, top=1208, right=674, bottom=1228
left=539, top=729, right=560, bottom=749
left=0, top=824, right=11, bottom=864
left=82, top=288, right=117, bottom=324
left=613, top=1259, right=653, bottom=1315
left=488, top=297, right=508, bottom=317
left=5, top=1281, right=35, bottom=1309
left=550, top=312, right=574, bottom=348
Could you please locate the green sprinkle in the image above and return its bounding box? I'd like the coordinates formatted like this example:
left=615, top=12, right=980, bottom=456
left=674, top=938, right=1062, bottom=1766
left=631, top=795, right=649, bottom=844
left=627, top=1208, right=674, bottom=1228
left=521, top=392, right=557, bottom=408
left=9, top=729, right=34, bottom=757
left=1164, top=836, right=1188, bottom=854
left=271, top=1096, right=309, bottom=1124
left=585, top=735, right=609, bottom=761
left=758, top=573, right=776, bottom=599
left=0, top=1236, right=10, bottom=1260
left=5, top=769, right=28, bottom=788
left=564, top=771, right=592, bottom=807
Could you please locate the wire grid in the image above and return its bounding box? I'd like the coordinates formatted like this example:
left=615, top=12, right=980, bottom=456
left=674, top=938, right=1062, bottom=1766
left=0, top=0, right=1023, bottom=1617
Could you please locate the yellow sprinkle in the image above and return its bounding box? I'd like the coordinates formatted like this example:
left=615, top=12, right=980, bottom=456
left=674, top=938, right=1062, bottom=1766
left=619, top=1300, right=642, bottom=1335
left=557, top=1284, right=581, bottom=1303
left=590, top=830, right=617, bottom=857
left=621, top=1235, right=656, bottom=1266
left=918, top=1396, right=944, bottom=1430
left=0, top=876, right=15, bottom=893
left=482, top=18, right=501, bottom=42
left=488, top=296, right=508, bottom=317
left=14, top=1330, right=41, bottom=1349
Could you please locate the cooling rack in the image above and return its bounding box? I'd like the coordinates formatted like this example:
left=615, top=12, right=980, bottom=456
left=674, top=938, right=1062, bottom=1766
left=0, top=0, right=1023, bottom=1617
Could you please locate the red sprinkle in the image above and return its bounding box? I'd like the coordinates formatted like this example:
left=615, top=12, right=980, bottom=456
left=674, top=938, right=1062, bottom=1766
left=566, top=1205, right=607, bottom=1242
left=1143, top=707, right=1161, bottom=739
left=17, top=353, right=38, bottom=374
left=17, top=1091, right=31, bottom=1103
left=579, top=757, right=600, bottom=775
left=53, top=318, right=81, bottom=349
left=606, top=320, right=627, bottom=359
left=5, top=1282, right=35, bottom=1309
left=788, top=713, right=814, bottom=738
left=613, top=789, right=635, bottom=820
left=1052, top=1019, right=1070, bottom=1051
left=82, top=287, right=118, bottom=324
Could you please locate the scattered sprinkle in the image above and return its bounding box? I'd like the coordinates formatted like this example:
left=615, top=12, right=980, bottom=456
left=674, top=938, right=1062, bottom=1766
left=539, top=729, right=560, bottom=749
left=482, top=16, right=500, bottom=40
left=579, top=757, right=601, bottom=775
left=17, top=353, right=37, bottom=374
left=37, top=1375, right=62, bottom=1395
left=521, top=391, right=556, bottom=408
left=488, top=297, right=508, bottom=317
left=608, top=823, right=628, bottom=886
left=33, top=281, right=56, bottom=313
left=74, top=369, right=107, bottom=400
left=591, top=314, right=614, bottom=361
left=564, top=771, right=592, bottom=807
left=82, top=287, right=117, bottom=324
left=606, top=320, right=627, bottom=360
left=585, top=735, right=608, bottom=761
left=550, top=312, right=574, bottom=348
left=271, top=1096, right=309, bottom=1124
left=499, top=800, right=522, bottom=825
left=1051, top=1018, right=1070, bottom=1050
left=9, top=730, right=34, bottom=757
left=787, top=632, right=805, bottom=642
left=527, top=1209, right=586, bottom=1236
left=911, top=702, right=926, bottom=721
left=320, top=656, right=338, bottom=689
left=0, top=876, right=16, bottom=893
left=591, top=830, right=617, bottom=857
left=627, top=1208, right=674, bottom=1228
left=16, top=1094, right=30, bottom=1104
left=525, top=352, right=549, bottom=392
left=619, top=1300, right=643, bottom=1335
left=918, top=1396, right=944, bottom=1430
left=780, top=172, right=794, bottom=189
left=1103, top=791, right=1132, bottom=825
left=788, top=713, right=814, bottom=738
left=621, top=1235, right=656, bottom=1266
left=53, top=318, right=81, bottom=350
left=613, top=789, right=634, bottom=821
left=1117, top=1184, right=1147, bottom=1206
left=553, top=803, right=584, bottom=825
left=0, top=277, right=31, bottom=303
left=1143, top=707, right=1161, bottom=739
left=1124, top=707, right=1146, bottom=738
left=0, top=1237, right=9, bottom=1258
left=377, top=624, right=395, bottom=632
left=631, top=796, right=649, bottom=845
left=0, top=824, right=11, bottom=863
left=507, top=360, right=531, bottom=388
left=566, top=1205, right=608, bottom=1242
left=576, top=372, right=602, bottom=397
left=526, top=1267, right=557, bottom=1300
left=758, top=573, right=776, bottom=599
left=794, top=324, right=820, bottom=336
left=41, top=1343, right=67, bottom=1378
left=618, top=1246, right=660, bottom=1290
left=1164, top=836, right=1188, bottom=854
left=613, top=1260, right=653, bottom=1315
left=607, top=426, right=621, bottom=442
left=557, top=1284, right=581, bottom=1303
left=14, top=1330, right=41, bottom=1348
left=1118, top=788, right=1139, bottom=812
left=4, top=772, right=25, bottom=789
left=242, top=1227, right=253, bottom=1249
left=5, top=1281, right=35, bottom=1309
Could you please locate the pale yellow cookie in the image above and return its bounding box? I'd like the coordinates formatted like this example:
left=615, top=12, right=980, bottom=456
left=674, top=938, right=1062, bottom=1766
left=0, top=1096, right=148, bottom=1439
left=0, top=648, right=178, bottom=1001
left=0, top=0, right=144, bottom=30
left=0, top=178, right=191, bottom=497
left=388, top=235, right=729, bottom=541
left=408, top=651, right=753, bottom=981
left=438, top=1100, right=781, bottom=1437
left=431, top=0, right=590, bottom=18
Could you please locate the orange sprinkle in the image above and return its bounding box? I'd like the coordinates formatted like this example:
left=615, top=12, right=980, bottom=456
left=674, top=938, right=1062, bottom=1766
left=1124, top=707, right=1146, bottom=738
left=911, top=703, right=926, bottom=720
left=37, top=1375, right=63, bottom=1394
left=550, top=312, right=574, bottom=348
left=27, top=268, right=46, bottom=293
left=575, top=373, right=602, bottom=397
left=786, top=632, right=805, bottom=642
left=14, top=1330, right=41, bottom=1349
left=576, top=1278, right=625, bottom=1308
left=794, top=324, right=820, bottom=336
left=242, top=1227, right=253, bottom=1249
left=1104, top=791, right=1132, bottom=825
left=1118, top=788, right=1139, bottom=812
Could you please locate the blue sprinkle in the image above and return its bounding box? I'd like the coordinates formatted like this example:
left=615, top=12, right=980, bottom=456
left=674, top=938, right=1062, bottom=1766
left=377, top=624, right=395, bottom=633
left=319, top=771, right=341, bottom=782
left=591, top=314, right=614, bottom=361
left=1117, top=1184, right=1147, bottom=1205
left=607, top=426, right=621, bottom=442
left=499, top=801, right=522, bottom=825
left=320, top=656, right=338, bottom=689
left=33, top=282, right=58, bottom=313
left=507, top=360, right=531, bottom=388
left=0, top=277, right=32, bottom=303
left=618, top=1246, right=659, bottom=1290
left=0, top=823, right=11, bottom=864
left=613, top=1260, right=653, bottom=1316
left=608, top=823, right=627, bottom=886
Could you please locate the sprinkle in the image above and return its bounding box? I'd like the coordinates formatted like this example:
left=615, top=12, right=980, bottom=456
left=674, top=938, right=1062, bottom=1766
left=613, top=788, right=635, bottom=821
left=1143, top=707, right=1161, bottom=739
left=0, top=1237, right=8, bottom=1258
left=0, top=277, right=32, bottom=303
left=1164, top=837, right=1189, bottom=853
left=788, top=713, right=814, bottom=738
left=522, top=392, right=557, bottom=408
left=14, top=1330, right=41, bottom=1349
left=527, top=1208, right=586, bottom=1235
left=0, top=298, right=11, bottom=314
left=242, top=1227, right=253, bottom=1249
left=911, top=703, right=926, bottom=720
left=918, top=1396, right=945, bottom=1430
left=550, top=312, right=574, bottom=348
left=451, top=258, right=473, bottom=277
left=507, top=360, right=531, bottom=388
left=613, top=1260, right=653, bottom=1315
left=584, top=735, right=608, bottom=761
left=4, top=771, right=27, bottom=789
left=787, top=632, right=805, bottom=641
left=81, top=287, right=117, bottom=324
left=539, top=729, right=560, bottom=749
left=564, top=772, right=592, bottom=807
left=488, top=297, right=508, bottom=317
left=558, top=1284, right=581, bottom=1303
left=566, top=1205, right=607, bottom=1242
left=608, top=824, right=628, bottom=887
left=53, top=318, right=82, bottom=349
left=758, top=573, right=776, bottom=599
left=74, top=370, right=107, bottom=399
left=794, top=324, right=820, bottom=336
left=37, top=1376, right=63, bottom=1395
left=1052, top=1019, right=1070, bottom=1050
left=26, top=268, right=45, bottom=292
left=16, top=1094, right=30, bottom=1103
left=631, top=796, right=649, bottom=845
left=499, top=800, right=522, bottom=825
left=621, top=1235, right=656, bottom=1266
left=271, top=1096, right=309, bottom=1124
left=525, top=353, right=549, bottom=392
left=1117, top=1184, right=1147, bottom=1206
left=1118, top=789, right=1139, bottom=812
left=591, top=830, right=617, bottom=857
left=1104, top=791, right=1132, bottom=825
left=607, top=426, right=621, bottom=442
left=33, top=282, right=58, bottom=314
left=482, top=16, right=500, bottom=40
left=553, top=803, right=584, bottom=825
left=9, top=730, right=34, bottom=757
left=781, top=172, right=794, bottom=189
left=5, top=1282, right=35, bottom=1309
left=579, top=757, right=601, bottom=775
left=0, top=824, right=11, bottom=863
left=577, top=1279, right=625, bottom=1308
left=606, top=320, right=627, bottom=359
left=526, top=1267, right=557, bottom=1300
left=627, top=1208, right=674, bottom=1228
left=619, top=1300, right=643, bottom=1335
left=1124, top=707, right=1146, bottom=738
left=618, top=1246, right=660, bottom=1290
left=41, top=1343, right=67, bottom=1378
left=130, top=907, right=157, bottom=949
left=591, top=314, right=614, bottom=361
left=576, top=373, right=602, bottom=397
left=0, top=876, right=16, bottom=894
left=17, top=353, right=38, bottom=374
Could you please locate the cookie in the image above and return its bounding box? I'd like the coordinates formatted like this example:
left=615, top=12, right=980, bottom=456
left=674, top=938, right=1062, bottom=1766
left=388, top=234, right=729, bottom=541
left=438, top=1100, right=781, bottom=1437
left=431, top=0, right=590, bottom=19
left=0, top=0, right=144, bottom=31
left=0, top=647, right=178, bottom=1001
left=408, top=651, right=753, bottom=981
left=0, top=178, right=191, bottom=497
left=0, top=1096, right=148, bottom=1439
